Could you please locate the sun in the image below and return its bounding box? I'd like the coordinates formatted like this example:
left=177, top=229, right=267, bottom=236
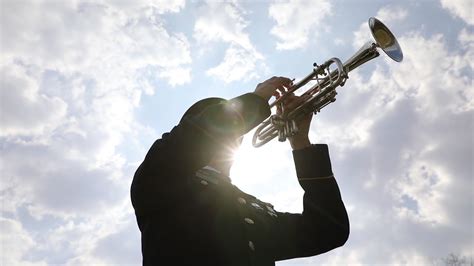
left=230, top=131, right=291, bottom=187
left=230, top=134, right=268, bottom=185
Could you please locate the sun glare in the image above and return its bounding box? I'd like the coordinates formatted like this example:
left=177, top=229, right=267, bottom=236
left=230, top=136, right=267, bottom=185
left=230, top=134, right=276, bottom=185
left=230, top=131, right=293, bottom=188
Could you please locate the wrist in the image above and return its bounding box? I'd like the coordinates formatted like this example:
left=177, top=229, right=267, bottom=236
left=289, top=137, right=311, bottom=150
left=253, top=91, right=270, bottom=102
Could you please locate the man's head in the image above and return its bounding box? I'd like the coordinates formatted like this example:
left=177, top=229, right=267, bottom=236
left=180, top=97, right=226, bottom=124
left=181, top=97, right=244, bottom=175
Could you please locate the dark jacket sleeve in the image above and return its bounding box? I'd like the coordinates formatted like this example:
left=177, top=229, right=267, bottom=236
left=131, top=93, right=270, bottom=213
left=272, top=144, right=349, bottom=261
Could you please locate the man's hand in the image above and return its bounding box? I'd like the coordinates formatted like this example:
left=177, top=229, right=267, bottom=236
left=254, top=76, right=293, bottom=102
left=277, top=93, right=313, bottom=150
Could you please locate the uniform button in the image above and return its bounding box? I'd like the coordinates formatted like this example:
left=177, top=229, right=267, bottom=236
left=200, top=180, right=208, bottom=185
left=237, top=197, right=246, bottom=204
left=251, top=202, right=263, bottom=210
left=248, top=241, right=255, bottom=251
left=244, top=218, right=254, bottom=224
left=267, top=211, right=278, bottom=217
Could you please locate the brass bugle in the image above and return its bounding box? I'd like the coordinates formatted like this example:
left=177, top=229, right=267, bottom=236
left=252, top=17, right=403, bottom=147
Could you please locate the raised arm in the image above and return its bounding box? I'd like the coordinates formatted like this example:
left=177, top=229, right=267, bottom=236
left=270, top=94, right=349, bottom=260
left=272, top=144, right=349, bottom=260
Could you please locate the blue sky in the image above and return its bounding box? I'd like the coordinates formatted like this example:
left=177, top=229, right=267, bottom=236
left=0, top=0, right=472, bottom=265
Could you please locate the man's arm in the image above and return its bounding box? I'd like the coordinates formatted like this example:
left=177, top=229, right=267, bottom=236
left=270, top=94, right=349, bottom=260
left=272, top=144, right=350, bottom=260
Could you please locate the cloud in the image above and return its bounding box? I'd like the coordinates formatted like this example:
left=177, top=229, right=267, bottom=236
left=0, top=1, right=190, bottom=264
left=268, top=0, right=332, bottom=50
left=458, top=28, right=474, bottom=77
left=193, top=1, right=267, bottom=82
left=0, top=64, right=67, bottom=137
left=206, top=45, right=264, bottom=83
left=0, top=218, right=40, bottom=266
left=375, top=5, right=409, bottom=24
left=194, top=1, right=253, bottom=50
left=158, top=66, right=192, bottom=86
left=104, top=0, right=185, bottom=14
left=306, top=25, right=473, bottom=264
left=91, top=217, right=141, bottom=265
left=0, top=1, right=191, bottom=84
left=1, top=143, right=127, bottom=216
left=440, top=0, right=474, bottom=25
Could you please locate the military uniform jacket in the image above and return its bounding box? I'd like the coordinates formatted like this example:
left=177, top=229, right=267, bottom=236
left=131, top=93, right=349, bottom=266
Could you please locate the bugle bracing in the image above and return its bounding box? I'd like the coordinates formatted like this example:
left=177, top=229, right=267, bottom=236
left=252, top=17, right=403, bottom=147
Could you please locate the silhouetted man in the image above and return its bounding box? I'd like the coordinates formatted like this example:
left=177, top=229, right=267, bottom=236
left=131, top=76, right=349, bottom=266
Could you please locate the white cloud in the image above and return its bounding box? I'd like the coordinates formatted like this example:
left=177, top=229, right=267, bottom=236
left=0, top=1, right=190, bottom=265
left=206, top=45, right=264, bottom=83
left=0, top=0, right=192, bottom=169
left=441, top=0, right=474, bottom=25
left=91, top=217, right=141, bottom=265
left=308, top=26, right=473, bottom=264
left=236, top=8, right=472, bottom=262
left=0, top=218, right=43, bottom=266
left=193, top=1, right=267, bottom=82
left=194, top=1, right=253, bottom=50
left=0, top=186, right=138, bottom=265
left=393, top=161, right=450, bottom=225
left=158, top=66, right=192, bottom=86
left=104, top=0, right=185, bottom=14
left=0, top=1, right=191, bottom=84
left=376, top=5, right=408, bottom=24
left=393, top=32, right=473, bottom=114
left=458, top=28, right=474, bottom=83
left=268, top=0, right=332, bottom=50
left=1, top=143, right=127, bottom=217
left=0, top=64, right=67, bottom=137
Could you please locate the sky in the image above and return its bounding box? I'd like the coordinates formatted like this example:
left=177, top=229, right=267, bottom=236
left=0, top=0, right=472, bottom=265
